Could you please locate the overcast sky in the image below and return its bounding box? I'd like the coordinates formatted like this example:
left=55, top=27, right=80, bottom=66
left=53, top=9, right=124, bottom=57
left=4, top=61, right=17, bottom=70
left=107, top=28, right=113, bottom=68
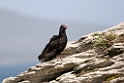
left=0, top=0, right=124, bottom=66
left=1, top=0, right=124, bottom=24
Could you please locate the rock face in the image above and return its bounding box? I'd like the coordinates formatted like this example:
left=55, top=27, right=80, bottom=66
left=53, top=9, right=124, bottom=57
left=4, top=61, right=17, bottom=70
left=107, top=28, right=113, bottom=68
left=2, top=22, right=124, bottom=83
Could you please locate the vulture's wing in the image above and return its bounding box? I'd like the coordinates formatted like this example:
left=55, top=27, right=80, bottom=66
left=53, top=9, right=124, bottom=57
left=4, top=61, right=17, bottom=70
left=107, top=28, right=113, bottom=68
left=49, top=35, right=59, bottom=42
left=40, top=35, right=59, bottom=56
left=38, top=35, right=60, bottom=61
left=41, top=35, right=59, bottom=54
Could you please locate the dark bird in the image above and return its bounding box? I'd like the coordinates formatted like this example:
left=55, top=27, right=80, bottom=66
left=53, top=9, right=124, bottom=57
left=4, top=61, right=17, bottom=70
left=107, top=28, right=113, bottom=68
left=38, top=24, right=68, bottom=62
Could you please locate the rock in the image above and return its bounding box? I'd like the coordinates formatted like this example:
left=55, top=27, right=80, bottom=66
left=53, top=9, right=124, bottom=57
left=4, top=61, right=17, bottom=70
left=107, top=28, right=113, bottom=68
left=101, top=43, right=124, bottom=57
left=73, top=58, right=114, bottom=73
left=2, top=22, right=124, bottom=83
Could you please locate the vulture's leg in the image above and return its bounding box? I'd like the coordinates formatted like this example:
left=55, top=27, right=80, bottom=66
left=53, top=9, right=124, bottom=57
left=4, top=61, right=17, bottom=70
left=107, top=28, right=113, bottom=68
left=59, top=56, right=63, bottom=62
left=56, top=56, right=63, bottom=62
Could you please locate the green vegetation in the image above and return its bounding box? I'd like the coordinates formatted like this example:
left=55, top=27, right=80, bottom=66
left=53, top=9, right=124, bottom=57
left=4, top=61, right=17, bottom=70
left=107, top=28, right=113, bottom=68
left=75, top=67, right=99, bottom=77
left=105, top=74, right=122, bottom=81
left=92, top=31, right=117, bottom=48
left=92, top=31, right=124, bottom=49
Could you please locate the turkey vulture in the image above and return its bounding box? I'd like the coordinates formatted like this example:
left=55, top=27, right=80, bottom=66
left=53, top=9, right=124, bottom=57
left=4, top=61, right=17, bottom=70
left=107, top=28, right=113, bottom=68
left=38, top=24, right=68, bottom=62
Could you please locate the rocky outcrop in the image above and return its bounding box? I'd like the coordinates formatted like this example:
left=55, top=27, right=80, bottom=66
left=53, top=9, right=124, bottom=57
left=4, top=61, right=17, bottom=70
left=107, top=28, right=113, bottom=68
left=2, top=22, right=124, bottom=83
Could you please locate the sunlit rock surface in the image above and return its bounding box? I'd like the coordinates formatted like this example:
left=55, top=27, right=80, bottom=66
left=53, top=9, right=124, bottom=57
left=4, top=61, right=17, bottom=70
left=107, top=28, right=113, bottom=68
left=2, top=22, right=124, bottom=83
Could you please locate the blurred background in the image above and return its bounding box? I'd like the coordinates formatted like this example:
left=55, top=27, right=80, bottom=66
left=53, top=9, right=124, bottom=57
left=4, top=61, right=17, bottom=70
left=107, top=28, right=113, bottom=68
left=0, top=0, right=124, bottom=82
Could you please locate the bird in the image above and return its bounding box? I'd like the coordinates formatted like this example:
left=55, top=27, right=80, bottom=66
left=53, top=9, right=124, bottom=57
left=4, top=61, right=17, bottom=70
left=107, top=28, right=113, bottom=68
left=38, top=24, right=68, bottom=62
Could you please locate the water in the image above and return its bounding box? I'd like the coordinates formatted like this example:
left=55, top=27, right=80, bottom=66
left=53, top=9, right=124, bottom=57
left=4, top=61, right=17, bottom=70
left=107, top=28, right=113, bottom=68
left=0, top=63, right=36, bottom=83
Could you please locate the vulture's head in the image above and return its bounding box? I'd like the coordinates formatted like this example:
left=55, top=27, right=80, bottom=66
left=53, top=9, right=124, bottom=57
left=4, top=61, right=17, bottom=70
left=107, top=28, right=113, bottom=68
left=59, top=24, right=68, bottom=35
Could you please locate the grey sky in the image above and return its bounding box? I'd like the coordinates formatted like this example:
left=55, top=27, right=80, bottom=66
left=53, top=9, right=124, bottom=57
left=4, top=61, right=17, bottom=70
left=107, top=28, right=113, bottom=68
left=0, top=0, right=124, bottom=66
left=0, top=0, right=124, bottom=24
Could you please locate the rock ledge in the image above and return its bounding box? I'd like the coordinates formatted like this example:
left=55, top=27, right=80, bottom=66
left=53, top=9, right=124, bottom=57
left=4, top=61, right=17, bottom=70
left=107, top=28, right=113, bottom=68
left=2, top=22, right=124, bottom=83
